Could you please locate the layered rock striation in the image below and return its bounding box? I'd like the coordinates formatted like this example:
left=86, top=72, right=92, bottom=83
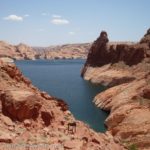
left=81, top=29, right=150, bottom=150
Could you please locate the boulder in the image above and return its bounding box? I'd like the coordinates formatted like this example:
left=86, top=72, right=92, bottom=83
left=142, top=88, right=150, bottom=99
left=56, top=98, right=68, bottom=111
left=1, top=90, right=42, bottom=121
left=1, top=115, right=14, bottom=126
left=63, top=140, right=83, bottom=149
left=0, top=130, right=13, bottom=143
left=24, top=119, right=32, bottom=127
left=41, top=110, right=53, bottom=126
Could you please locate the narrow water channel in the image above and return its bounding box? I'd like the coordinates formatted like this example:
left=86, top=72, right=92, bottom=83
left=16, top=59, right=108, bottom=132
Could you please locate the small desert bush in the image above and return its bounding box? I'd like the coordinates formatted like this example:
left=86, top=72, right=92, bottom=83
left=128, top=144, right=138, bottom=150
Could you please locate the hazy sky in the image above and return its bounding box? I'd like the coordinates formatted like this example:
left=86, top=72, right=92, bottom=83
left=0, top=0, right=150, bottom=46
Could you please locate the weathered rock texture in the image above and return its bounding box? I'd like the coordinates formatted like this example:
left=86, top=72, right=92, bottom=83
left=0, top=60, right=124, bottom=149
left=82, top=29, right=150, bottom=150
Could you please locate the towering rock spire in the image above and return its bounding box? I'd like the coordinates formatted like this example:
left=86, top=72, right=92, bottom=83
left=86, top=31, right=109, bottom=66
left=82, top=28, right=150, bottom=74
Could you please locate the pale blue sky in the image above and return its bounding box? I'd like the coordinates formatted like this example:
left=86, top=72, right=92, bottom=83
left=0, top=0, right=150, bottom=46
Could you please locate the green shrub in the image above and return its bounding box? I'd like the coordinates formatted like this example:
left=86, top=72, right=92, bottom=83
left=128, top=144, right=138, bottom=150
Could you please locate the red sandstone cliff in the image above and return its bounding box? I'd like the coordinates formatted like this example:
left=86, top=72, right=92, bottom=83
left=0, top=60, right=125, bottom=149
left=81, top=29, right=150, bottom=150
left=0, top=40, right=133, bottom=61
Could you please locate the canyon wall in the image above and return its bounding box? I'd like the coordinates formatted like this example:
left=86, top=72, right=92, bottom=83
left=81, top=29, right=150, bottom=150
left=33, top=43, right=91, bottom=59
left=0, top=41, right=91, bottom=60
left=0, top=60, right=125, bottom=149
left=0, top=41, right=37, bottom=60
left=0, top=40, right=133, bottom=61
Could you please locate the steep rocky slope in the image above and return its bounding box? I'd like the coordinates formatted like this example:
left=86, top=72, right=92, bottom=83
left=81, top=29, right=150, bottom=150
left=0, top=60, right=125, bottom=149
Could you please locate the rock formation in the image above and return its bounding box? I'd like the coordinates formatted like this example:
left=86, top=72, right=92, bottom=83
left=1, top=90, right=42, bottom=121
left=0, top=40, right=134, bottom=61
left=84, top=31, right=109, bottom=67
left=0, top=41, right=91, bottom=60
left=0, top=41, right=37, bottom=60
left=0, top=60, right=125, bottom=149
left=16, top=43, right=37, bottom=60
left=33, top=43, right=91, bottom=59
left=81, top=29, right=150, bottom=150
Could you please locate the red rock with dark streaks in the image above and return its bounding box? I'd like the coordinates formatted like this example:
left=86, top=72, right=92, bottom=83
left=82, top=28, right=150, bottom=150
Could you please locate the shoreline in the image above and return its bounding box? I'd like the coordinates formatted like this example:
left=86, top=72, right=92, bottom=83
left=0, top=58, right=125, bottom=149
left=15, top=59, right=108, bottom=133
left=81, top=29, right=150, bottom=149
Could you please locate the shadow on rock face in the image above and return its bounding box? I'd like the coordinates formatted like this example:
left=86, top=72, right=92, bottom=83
left=82, top=29, right=150, bottom=72
left=1, top=90, right=42, bottom=121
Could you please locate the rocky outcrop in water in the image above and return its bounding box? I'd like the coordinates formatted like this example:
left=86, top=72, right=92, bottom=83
left=82, top=28, right=150, bottom=150
left=0, top=60, right=125, bottom=149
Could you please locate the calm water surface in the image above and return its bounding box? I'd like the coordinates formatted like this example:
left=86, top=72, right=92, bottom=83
left=16, top=59, right=108, bottom=132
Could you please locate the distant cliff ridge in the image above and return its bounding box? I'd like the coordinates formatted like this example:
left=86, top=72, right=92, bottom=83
left=33, top=43, right=91, bottom=59
left=0, top=40, right=135, bottom=61
left=81, top=29, right=150, bottom=150
left=0, top=41, right=36, bottom=60
left=0, top=41, right=91, bottom=60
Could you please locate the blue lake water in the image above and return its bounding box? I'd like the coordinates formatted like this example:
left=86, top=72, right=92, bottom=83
left=16, top=59, right=108, bottom=132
